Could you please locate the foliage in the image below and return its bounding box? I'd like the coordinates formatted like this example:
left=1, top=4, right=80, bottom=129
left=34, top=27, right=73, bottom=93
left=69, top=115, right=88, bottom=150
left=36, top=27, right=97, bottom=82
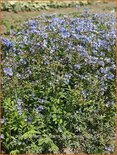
left=1, top=1, right=86, bottom=12
left=1, top=9, right=116, bottom=154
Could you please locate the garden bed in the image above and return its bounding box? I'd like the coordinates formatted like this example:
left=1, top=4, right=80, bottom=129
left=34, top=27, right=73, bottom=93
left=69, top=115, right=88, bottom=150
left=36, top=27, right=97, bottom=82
left=1, top=1, right=116, bottom=154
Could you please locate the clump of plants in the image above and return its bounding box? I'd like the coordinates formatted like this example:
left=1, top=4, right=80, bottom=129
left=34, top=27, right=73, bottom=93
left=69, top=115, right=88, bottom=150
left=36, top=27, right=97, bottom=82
left=1, top=1, right=85, bottom=12
left=1, top=10, right=116, bottom=154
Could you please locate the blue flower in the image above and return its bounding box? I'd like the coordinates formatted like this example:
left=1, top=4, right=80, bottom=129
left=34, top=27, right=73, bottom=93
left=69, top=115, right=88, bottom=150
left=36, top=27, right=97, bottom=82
left=74, top=64, right=81, bottom=69
left=3, top=67, right=13, bottom=76
left=106, top=101, right=115, bottom=107
left=17, top=99, right=22, bottom=115
left=108, top=74, right=114, bottom=80
left=27, top=116, right=32, bottom=123
left=28, top=20, right=37, bottom=27
left=2, top=38, right=13, bottom=48
left=42, top=99, right=46, bottom=103
left=39, top=105, right=44, bottom=111
left=17, top=99, right=22, bottom=105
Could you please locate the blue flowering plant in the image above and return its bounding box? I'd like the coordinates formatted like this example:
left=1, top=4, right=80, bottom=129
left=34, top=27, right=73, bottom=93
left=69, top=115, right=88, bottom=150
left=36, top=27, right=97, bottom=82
left=1, top=10, right=116, bottom=154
